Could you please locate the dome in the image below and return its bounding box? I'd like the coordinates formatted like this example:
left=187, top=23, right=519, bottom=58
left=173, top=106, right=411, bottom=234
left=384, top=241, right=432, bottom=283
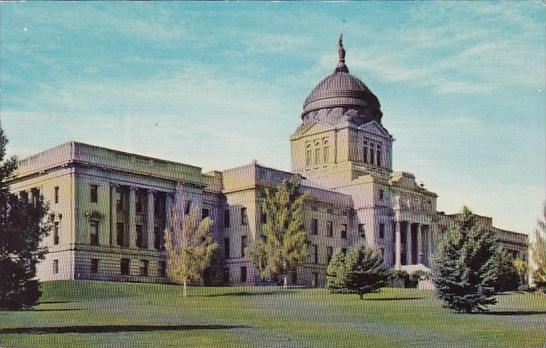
left=302, top=36, right=382, bottom=122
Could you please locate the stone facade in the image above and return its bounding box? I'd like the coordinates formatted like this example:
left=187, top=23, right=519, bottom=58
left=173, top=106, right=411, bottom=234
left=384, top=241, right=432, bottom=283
left=9, top=38, right=528, bottom=287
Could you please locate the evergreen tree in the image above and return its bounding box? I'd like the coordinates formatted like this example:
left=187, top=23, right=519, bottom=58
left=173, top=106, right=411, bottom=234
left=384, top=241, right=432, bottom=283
left=531, top=203, right=546, bottom=291
left=164, top=184, right=218, bottom=297
left=0, top=129, right=50, bottom=310
left=248, top=176, right=308, bottom=288
left=326, top=249, right=347, bottom=293
left=432, top=206, right=498, bottom=313
left=493, top=248, right=520, bottom=292
left=343, top=245, right=388, bottom=300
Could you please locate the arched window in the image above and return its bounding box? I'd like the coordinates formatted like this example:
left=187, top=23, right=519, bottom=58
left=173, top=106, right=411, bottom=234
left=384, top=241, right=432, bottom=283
left=377, top=144, right=382, bottom=167
left=370, top=142, right=375, bottom=165
left=323, top=140, right=329, bottom=163
left=306, top=144, right=312, bottom=166
left=363, top=141, right=368, bottom=163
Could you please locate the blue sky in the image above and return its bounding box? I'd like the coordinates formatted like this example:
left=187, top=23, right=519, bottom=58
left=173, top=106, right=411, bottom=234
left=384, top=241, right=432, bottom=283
left=1, top=2, right=544, bottom=234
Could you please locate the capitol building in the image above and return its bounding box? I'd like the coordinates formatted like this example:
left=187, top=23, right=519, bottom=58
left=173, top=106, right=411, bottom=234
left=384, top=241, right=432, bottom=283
left=10, top=38, right=528, bottom=286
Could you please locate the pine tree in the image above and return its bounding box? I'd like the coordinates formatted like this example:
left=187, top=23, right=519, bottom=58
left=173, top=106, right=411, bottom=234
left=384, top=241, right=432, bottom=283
left=343, top=245, right=388, bottom=300
left=0, top=129, right=50, bottom=310
left=531, top=203, right=546, bottom=292
left=493, top=248, right=520, bottom=292
left=248, top=176, right=308, bottom=288
left=432, top=206, right=498, bottom=313
left=164, top=184, right=218, bottom=297
left=326, top=249, right=347, bottom=293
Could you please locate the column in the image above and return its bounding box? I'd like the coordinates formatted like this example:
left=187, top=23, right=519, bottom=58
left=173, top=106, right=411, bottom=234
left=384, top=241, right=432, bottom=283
left=109, top=184, right=118, bottom=246
left=129, top=187, right=137, bottom=248
left=417, top=224, right=423, bottom=265
left=147, top=190, right=155, bottom=250
left=395, top=221, right=401, bottom=269
left=406, top=223, right=412, bottom=265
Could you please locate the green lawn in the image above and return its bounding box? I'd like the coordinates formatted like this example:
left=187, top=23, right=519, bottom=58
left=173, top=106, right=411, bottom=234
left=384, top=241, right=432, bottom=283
left=0, top=281, right=545, bottom=348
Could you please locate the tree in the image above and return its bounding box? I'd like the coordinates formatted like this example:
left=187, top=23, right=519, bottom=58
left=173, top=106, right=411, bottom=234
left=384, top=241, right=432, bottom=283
left=432, top=206, right=499, bottom=313
left=343, top=245, right=388, bottom=300
left=326, top=249, right=347, bottom=293
left=248, top=176, right=308, bottom=288
left=0, top=129, right=50, bottom=310
left=493, top=248, right=520, bottom=292
left=513, top=258, right=527, bottom=290
left=531, top=204, right=546, bottom=292
left=164, top=185, right=218, bottom=297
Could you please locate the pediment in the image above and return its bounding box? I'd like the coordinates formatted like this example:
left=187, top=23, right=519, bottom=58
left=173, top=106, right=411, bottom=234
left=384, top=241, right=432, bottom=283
left=291, top=121, right=335, bottom=140
left=358, top=121, right=392, bottom=139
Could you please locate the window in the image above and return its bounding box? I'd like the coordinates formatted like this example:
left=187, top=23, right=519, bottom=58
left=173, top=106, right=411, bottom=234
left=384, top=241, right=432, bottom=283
left=341, top=224, right=347, bottom=239
left=224, top=238, right=230, bottom=259
left=311, top=218, right=318, bottom=235
left=241, top=207, right=248, bottom=226
left=184, top=200, right=192, bottom=215
left=260, top=211, right=267, bottom=225
left=202, top=208, right=210, bottom=220
left=341, top=248, right=347, bottom=255
left=370, top=143, right=375, bottom=165
left=91, top=259, right=99, bottom=274
left=136, top=225, right=144, bottom=248
left=327, top=221, right=333, bottom=237
left=314, top=147, right=321, bottom=165
left=20, top=191, right=29, bottom=204
left=116, top=223, right=125, bottom=246
left=31, top=188, right=40, bottom=207
left=306, top=145, right=312, bottom=166
left=379, top=189, right=384, bottom=200
left=139, top=260, right=149, bottom=276
left=154, top=227, right=161, bottom=250
left=363, top=141, right=368, bottom=163
left=377, top=145, right=382, bottom=167
left=323, top=141, right=329, bottom=163
left=379, top=223, right=385, bottom=240
left=240, top=266, right=247, bottom=283
left=54, top=186, right=59, bottom=204
left=327, top=246, right=333, bottom=263
left=136, top=191, right=144, bottom=213
left=224, top=209, right=230, bottom=227
left=358, top=223, right=365, bottom=238
left=223, top=268, right=230, bottom=283
left=90, top=221, right=99, bottom=246
left=310, top=244, right=318, bottom=264
left=90, top=185, right=98, bottom=203
left=116, top=189, right=123, bottom=212
left=53, top=259, right=59, bottom=274
left=120, top=258, right=130, bottom=275
left=158, top=261, right=166, bottom=277
left=241, top=236, right=248, bottom=257
left=53, top=221, right=60, bottom=245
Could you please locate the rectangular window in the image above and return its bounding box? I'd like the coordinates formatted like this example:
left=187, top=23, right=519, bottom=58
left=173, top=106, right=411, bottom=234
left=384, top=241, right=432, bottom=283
left=223, top=268, right=230, bottom=283
left=154, top=226, right=161, bottom=250
left=120, top=258, right=130, bottom=275
left=311, top=218, right=318, bottom=235
left=379, top=189, right=384, bottom=200
left=358, top=224, right=365, bottom=238
left=327, top=221, right=333, bottom=237
left=184, top=200, right=192, bottom=215
left=139, top=259, right=149, bottom=276
left=202, top=208, right=210, bottom=220
left=241, top=207, right=248, bottom=226
left=377, top=146, right=382, bottom=167
left=116, top=189, right=123, bottom=212
left=363, top=142, right=368, bottom=163
left=379, top=223, right=385, bottom=240
left=370, top=145, right=375, bottom=165
left=260, top=211, right=267, bottom=225
left=136, top=225, right=144, bottom=248
left=311, top=244, right=318, bottom=264
left=341, top=224, right=347, bottom=239
left=136, top=191, right=144, bottom=213
left=224, top=238, right=230, bottom=259
left=315, top=148, right=321, bottom=164
left=90, top=221, right=99, bottom=246
left=224, top=209, right=230, bottom=227
left=306, top=148, right=312, bottom=166
left=90, top=185, right=98, bottom=203
left=54, top=186, right=59, bottom=204
left=91, top=259, right=99, bottom=274
left=116, top=222, right=125, bottom=246
left=241, top=236, right=248, bottom=257
left=158, top=261, right=166, bottom=277
left=323, top=146, right=329, bottom=163
left=327, top=246, right=333, bottom=263
left=53, top=221, right=60, bottom=245
left=240, top=266, right=247, bottom=283
left=31, top=188, right=40, bottom=207
left=53, top=259, right=59, bottom=274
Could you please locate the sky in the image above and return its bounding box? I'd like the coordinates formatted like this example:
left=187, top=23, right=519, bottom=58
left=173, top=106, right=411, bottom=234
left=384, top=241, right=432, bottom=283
left=1, top=2, right=545, bottom=235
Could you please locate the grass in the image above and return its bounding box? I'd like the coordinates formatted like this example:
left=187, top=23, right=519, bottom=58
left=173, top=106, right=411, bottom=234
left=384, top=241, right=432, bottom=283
left=0, top=281, right=545, bottom=347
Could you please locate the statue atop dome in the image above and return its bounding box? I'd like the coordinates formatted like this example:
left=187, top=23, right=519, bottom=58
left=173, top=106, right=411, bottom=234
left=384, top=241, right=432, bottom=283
left=336, top=34, right=349, bottom=73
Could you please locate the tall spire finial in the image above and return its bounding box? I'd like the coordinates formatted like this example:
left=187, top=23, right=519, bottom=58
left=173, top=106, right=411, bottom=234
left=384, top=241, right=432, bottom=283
left=335, top=33, right=349, bottom=73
